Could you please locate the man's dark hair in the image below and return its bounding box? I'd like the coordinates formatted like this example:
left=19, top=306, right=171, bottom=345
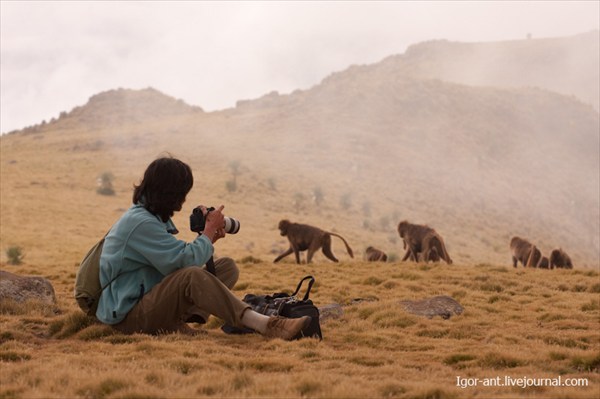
left=133, top=156, right=194, bottom=222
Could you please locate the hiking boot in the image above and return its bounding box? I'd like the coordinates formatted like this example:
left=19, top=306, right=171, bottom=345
left=264, top=315, right=312, bottom=340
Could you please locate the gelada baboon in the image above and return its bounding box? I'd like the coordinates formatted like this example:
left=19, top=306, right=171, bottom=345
left=550, top=248, right=573, bottom=269
left=274, top=219, right=354, bottom=264
left=538, top=256, right=550, bottom=269
left=365, top=246, right=388, bottom=262
left=510, top=236, right=543, bottom=268
left=397, top=221, right=452, bottom=264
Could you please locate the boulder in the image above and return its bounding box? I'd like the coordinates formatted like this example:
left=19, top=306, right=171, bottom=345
left=0, top=270, right=56, bottom=305
left=399, top=295, right=464, bottom=319
left=318, top=303, right=344, bottom=322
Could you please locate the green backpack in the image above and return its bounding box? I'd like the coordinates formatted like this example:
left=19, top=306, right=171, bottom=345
left=74, top=235, right=110, bottom=317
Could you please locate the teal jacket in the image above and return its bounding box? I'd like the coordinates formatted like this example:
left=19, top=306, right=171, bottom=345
left=97, top=204, right=213, bottom=324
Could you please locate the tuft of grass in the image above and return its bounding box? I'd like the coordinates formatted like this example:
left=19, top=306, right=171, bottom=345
left=392, top=272, right=421, bottom=281
left=170, top=360, right=198, bottom=375
left=364, top=276, right=384, bottom=285
left=570, top=354, right=600, bottom=372
left=548, top=351, right=568, bottom=361
left=543, top=336, right=588, bottom=349
left=571, top=284, right=588, bottom=292
left=478, top=352, right=523, bottom=369
left=412, top=388, right=457, bottom=399
left=77, top=324, right=116, bottom=341
left=379, top=384, right=406, bottom=397
left=0, top=388, right=24, bottom=399
left=588, top=283, right=600, bottom=293
left=581, top=300, right=599, bottom=312
left=349, top=356, right=386, bottom=367
left=444, top=353, right=476, bottom=366
left=538, top=313, right=567, bottom=322
left=488, top=295, right=510, bottom=304
left=371, top=310, right=417, bottom=328
left=480, top=283, right=503, bottom=292
left=238, top=255, right=263, bottom=264
left=76, top=378, right=128, bottom=398
left=144, top=373, right=164, bottom=387
left=231, top=372, right=254, bottom=390
left=245, top=360, right=293, bottom=372
left=0, top=351, right=32, bottom=362
left=49, top=312, right=98, bottom=338
left=296, top=380, right=322, bottom=396
left=416, top=329, right=449, bottom=339
left=0, top=298, right=56, bottom=316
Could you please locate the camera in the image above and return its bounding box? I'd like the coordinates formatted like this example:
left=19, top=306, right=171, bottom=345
left=190, top=206, right=240, bottom=235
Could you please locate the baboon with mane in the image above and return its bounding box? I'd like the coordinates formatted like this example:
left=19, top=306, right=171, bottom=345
left=550, top=248, right=573, bottom=269
left=365, top=246, right=388, bottom=262
left=397, top=221, right=452, bottom=264
left=274, top=219, right=354, bottom=264
left=510, top=236, right=544, bottom=268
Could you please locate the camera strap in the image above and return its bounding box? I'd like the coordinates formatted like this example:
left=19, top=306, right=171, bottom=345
left=206, top=256, right=216, bottom=275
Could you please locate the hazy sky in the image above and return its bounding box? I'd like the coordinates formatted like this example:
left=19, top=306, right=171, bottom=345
left=1, top=1, right=598, bottom=133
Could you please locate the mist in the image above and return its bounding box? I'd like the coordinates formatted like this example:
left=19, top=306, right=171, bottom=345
left=1, top=1, right=598, bottom=133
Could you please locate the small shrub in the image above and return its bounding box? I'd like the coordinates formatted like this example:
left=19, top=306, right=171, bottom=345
left=6, top=246, right=24, bottom=265
left=339, top=193, right=352, bottom=210
left=361, top=201, right=371, bottom=216
left=96, top=172, right=115, bottom=196
left=313, top=186, right=324, bottom=205
left=225, top=180, right=237, bottom=193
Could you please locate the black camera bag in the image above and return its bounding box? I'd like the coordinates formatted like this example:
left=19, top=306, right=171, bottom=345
left=223, top=275, right=322, bottom=340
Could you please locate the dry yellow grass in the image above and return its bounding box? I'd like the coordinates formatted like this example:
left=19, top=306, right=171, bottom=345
left=0, top=260, right=598, bottom=398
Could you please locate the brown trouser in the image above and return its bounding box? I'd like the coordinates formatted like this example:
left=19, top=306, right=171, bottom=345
left=113, top=257, right=250, bottom=334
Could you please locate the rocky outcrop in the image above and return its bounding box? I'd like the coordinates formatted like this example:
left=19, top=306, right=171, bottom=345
left=0, top=270, right=56, bottom=305
left=399, top=295, right=464, bottom=319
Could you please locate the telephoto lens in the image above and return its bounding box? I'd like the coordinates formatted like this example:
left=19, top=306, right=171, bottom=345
left=224, top=217, right=240, bottom=234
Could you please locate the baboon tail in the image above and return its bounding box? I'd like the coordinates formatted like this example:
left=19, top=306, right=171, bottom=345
left=330, top=233, right=354, bottom=258
left=436, top=235, right=453, bottom=265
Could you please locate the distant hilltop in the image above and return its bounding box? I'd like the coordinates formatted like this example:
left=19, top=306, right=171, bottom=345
left=6, top=88, right=203, bottom=135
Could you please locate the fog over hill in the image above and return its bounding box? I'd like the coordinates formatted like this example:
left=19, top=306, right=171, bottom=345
left=375, top=30, right=600, bottom=111
left=3, top=33, right=599, bottom=267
